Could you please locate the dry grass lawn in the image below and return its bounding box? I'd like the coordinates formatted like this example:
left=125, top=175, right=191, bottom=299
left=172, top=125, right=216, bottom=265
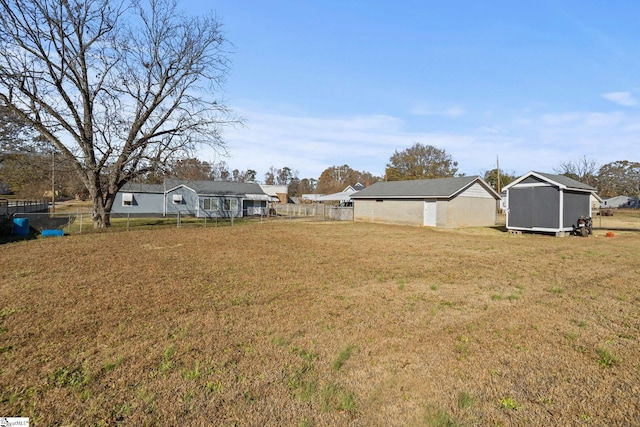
left=1, top=218, right=639, bottom=426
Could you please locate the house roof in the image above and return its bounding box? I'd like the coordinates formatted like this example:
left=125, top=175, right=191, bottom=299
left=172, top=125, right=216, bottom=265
left=504, top=171, right=597, bottom=192
left=259, top=184, right=288, bottom=197
left=351, top=176, right=500, bottom=199
left=120, top=182, right=164, bottom=193
left=165, top=179, right=267, bottom=196
left=317, top=191, right=355, bottom=202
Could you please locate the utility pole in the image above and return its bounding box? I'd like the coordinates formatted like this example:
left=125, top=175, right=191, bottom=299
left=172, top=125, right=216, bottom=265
left=497, top=155, right=501, bottom=194
left=51, top=151, right=55, bottom=213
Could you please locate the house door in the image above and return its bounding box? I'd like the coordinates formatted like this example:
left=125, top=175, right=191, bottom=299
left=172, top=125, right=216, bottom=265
left=423, top=200, right=436, bottom=226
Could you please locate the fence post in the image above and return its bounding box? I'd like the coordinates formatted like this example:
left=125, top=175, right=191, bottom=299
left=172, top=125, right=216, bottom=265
left=127, top=213, right=130, bottom=231
left=79, top=212, right=83, bottom=234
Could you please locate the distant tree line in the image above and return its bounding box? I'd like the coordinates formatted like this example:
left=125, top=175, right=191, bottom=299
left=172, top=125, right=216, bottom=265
left=1, top=109, right=636, bottom=201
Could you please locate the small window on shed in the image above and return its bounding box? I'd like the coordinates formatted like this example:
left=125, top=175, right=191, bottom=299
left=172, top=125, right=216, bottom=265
left=172, top=194, right=183, bottom=204
left=122, top=193, right=133, bottom=206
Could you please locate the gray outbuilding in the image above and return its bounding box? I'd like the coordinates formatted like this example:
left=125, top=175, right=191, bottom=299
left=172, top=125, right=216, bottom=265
left=503, top=171, right=600, bottom=236
left=350, top=176, right=500, bottom=228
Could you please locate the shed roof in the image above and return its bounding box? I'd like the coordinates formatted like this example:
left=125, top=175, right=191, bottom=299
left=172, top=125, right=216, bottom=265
left=351, top=176, right=499, bottom=199
left=504, top=171, right=597, bottom=192
left=165, top=179, right=267, bottom=196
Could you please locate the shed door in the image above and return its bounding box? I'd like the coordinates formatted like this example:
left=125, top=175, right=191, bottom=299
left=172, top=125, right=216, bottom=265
left=423, top=200, right=436, bottom=226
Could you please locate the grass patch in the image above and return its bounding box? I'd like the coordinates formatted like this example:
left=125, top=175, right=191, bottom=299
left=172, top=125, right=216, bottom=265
left=182, top=362, right=201, bottom=380
left=457, top=391, right=474, bottom=409
left=596, top=348, right=620, bottom=367
left=102, top=355, right=124, bottom=372
left=320, top=382, right=356, bottom=412
left=500, top=397, right=521, bottom=410
left=160, top=346, right=177, bottom=373
left=47, top=366, right=90, bottom=388
left=0, top=308, right=17, bottom=318
left=333, top=344, right=354, bottom=371
left=422, top=406, right=460, bottom=426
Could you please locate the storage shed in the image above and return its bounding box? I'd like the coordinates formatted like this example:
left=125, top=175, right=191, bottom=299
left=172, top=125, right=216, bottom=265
left=503, top=171, right=600, bottom=236
left=350, top=176, right=500, bottom=228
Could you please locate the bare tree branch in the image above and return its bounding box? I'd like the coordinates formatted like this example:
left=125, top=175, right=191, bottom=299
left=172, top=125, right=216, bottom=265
left=0, top=0, right=236, bottom=227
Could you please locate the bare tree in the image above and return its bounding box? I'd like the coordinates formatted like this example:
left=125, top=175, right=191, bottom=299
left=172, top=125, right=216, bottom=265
left=0, top=0, right=235, bottom=227
left=554, top=156, right=599, bottom=188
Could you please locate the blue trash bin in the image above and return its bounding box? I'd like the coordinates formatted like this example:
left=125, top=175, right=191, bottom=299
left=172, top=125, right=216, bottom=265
left=12, top=217, right=29, bottom=236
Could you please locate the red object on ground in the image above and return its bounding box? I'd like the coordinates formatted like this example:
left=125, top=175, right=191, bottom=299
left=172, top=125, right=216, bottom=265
left=605, top=232, right=615, bottom=238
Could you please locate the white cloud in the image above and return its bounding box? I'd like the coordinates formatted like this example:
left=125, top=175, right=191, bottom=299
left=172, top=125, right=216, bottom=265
left=602, top=91, right=637, bottom=107
left=408, top=105, right=466, bottom=117
left=197, top=104, right=640, bottom=181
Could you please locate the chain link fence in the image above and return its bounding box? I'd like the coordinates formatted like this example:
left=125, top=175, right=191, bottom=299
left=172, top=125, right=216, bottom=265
left=4, top=204, right=354, bottom=236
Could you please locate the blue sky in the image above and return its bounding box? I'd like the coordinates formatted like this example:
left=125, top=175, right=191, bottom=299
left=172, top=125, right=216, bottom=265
left=187, top=1, right=640, bottom=181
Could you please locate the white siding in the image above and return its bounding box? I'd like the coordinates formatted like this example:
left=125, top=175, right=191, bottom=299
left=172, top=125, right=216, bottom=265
left=461, top=183, right=494, bottom=199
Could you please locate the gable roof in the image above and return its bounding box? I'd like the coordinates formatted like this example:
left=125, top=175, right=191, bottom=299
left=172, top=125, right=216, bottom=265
left=351, top=176, right=500, bottom=200
left=164, top=179, right=267, bottom=196
left=259, top=184, right=288, bottom=197
left=504, top=171, right=596, bottom=192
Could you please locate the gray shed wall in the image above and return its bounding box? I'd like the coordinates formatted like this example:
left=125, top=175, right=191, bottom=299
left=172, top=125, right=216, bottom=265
left=507, top=186, right=560, bottom=229
left=562, top=191, right=590, bottom=229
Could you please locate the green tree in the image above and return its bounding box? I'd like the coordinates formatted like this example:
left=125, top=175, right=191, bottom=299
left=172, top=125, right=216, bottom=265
left=597, top=160, right=640, bottom=198
left=0, top=0, right=234, bottom=227
left=483, top=169, right=517, bottom=192
left=316, top=165, right=379, bottom=195
left=385, top=143, right=458, bottom=181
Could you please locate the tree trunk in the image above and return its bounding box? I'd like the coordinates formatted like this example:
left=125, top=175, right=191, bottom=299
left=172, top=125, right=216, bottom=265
left=92, top=196, right=111, bottom=229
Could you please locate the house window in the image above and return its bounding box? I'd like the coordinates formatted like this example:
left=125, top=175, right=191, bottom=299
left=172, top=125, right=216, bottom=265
left=122, top=193, right=133, bottom=206
left=203, top=198, right=219, bottom=211
left=172, top=194, right=183, bottom=204
left=223, top=199, right=238, bottom=212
